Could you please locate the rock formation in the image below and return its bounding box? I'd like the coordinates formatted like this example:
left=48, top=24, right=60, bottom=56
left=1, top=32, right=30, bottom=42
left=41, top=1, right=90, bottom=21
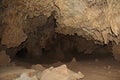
left=0, top=0, right=120, bottom=61
left=0, top=64, right=84, bottom=80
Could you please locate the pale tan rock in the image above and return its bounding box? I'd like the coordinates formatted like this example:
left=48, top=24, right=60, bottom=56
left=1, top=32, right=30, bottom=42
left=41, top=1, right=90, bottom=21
left=1, top=26, right=27, bottom=48
left=71, top=57, right=77, bottom=63
left=2, top=0, right=120, bottom=45
left=14, top=73, right=38, bottom=80
left=0, top=50, right=11, bottom=66
left=40, top=65, right=84, bottom=80
left=55, top=0, right=120, bottom=44
left=0, top=67, right=36, bottom=80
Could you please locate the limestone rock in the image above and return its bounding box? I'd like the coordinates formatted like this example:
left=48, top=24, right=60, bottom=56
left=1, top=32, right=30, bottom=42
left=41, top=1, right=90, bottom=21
left=71, top=57, right=77, bottom=63
left=1, top=26, right=27, bottom=48
left=14, top=73, right=38, bottom=80
left=2, top=0, right=120, bottom=46
left=0, top=67, right=36, bottom=80
left=1, top=8, right=27, bottom=48
left=55, top=0, right=120, bottom=44
left=40, top=65, right=84, bottom=80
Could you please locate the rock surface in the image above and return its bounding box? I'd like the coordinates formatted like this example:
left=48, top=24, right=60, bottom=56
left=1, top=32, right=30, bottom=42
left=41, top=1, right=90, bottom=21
left=112, top=44, right=120, bottom=61
left=1, top=0, right=120, bottom=46
left=55, top=0, right=120, bottom=44
left=0, top=50, right=11, bottom=66
left=14, top=73, right=38, bottom=80
left=40, top=65, right=84, bottom=80
left=0, top=0, right=120, bottom=60
left=0, top=64, right=84, bottom=80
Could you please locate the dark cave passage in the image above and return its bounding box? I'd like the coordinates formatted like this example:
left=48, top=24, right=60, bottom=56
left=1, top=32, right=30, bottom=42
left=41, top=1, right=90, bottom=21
left=15, top=47, right=28, bottom=58
left=13, top=34, right=115, bottom=65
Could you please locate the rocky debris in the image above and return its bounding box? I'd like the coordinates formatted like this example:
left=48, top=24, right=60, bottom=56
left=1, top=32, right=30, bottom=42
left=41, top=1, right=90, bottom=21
left=0, top=50, right=11, bottom=66
left=107, top=65, right=111, bottom=70
left=40, top=65, right=84, bottom=80
left=71, top=57, right=77, bottom=63
left=0, top=64, right=84, bottom=80
left=14, top=73, right=38, bottom=80
left=31, top=64, right=46, bottom=72
left=95, top=59, right=99, bottom=62
left=104, top=65, right=111, bottom=70
left=0, top=66, right=36, bottom=80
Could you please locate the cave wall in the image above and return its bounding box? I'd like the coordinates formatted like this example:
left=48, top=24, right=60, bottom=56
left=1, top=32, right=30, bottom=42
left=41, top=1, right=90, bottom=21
left=55, top=0, right=120, bottom=44
left=0, top=0, right=120, bottom=61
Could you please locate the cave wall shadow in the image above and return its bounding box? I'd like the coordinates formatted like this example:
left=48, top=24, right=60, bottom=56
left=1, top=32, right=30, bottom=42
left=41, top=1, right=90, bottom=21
left=14, top=33, right=114, bottom=64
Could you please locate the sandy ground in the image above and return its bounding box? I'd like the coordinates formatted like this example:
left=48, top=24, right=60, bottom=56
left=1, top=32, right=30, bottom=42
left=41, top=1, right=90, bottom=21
left=67, top=59, right=120, bottom=80
left=0, top=52, right=120, bottom=80
left=12, top=54, right=120, bottom=80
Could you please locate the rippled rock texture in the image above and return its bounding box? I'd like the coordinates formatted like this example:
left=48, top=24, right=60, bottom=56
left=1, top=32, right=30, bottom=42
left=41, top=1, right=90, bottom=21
left=0, top=0, right=120, bottom=61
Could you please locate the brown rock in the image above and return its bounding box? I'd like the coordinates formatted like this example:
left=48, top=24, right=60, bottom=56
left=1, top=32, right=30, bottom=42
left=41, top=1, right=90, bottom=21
left=0, top=50, right=10, bottom=66
left=1, top=26, right=27, bottom=48
left=71, top=57, right=77, bottom=63
left=112, top=44, right=120, bottom=61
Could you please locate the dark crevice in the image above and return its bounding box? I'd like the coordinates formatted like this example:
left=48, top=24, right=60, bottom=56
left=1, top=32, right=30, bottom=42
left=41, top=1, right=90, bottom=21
left=11, top=33, right=114, bottom=64
left=15, top=47, right=27, bottom=58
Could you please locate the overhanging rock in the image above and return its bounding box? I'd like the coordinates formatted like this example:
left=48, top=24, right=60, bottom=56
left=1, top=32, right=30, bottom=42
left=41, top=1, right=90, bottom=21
left=0, top=0, right=120, bottom=61
left=54, top=0, right=120, bottom=44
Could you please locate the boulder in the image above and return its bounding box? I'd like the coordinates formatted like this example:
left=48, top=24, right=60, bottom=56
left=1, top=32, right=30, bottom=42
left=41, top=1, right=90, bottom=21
left=14, top=73, right=38, bottom=80
left=40, top=65, right=84, bottom=80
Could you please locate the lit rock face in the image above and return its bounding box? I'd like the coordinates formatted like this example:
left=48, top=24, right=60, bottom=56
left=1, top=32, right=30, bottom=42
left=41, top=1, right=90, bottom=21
left=0, top=0, right=56, bottom=57
left=40, top=65, right=84, bottom=80
left=0, top=0, right=120, bottom=61
left=1, top=0, right=54, bottom=48
left=2, top=0, right=120, bottom=48
left=55, top=0, right=120, bottom=44
left=54, top=0, right=120, bottom=61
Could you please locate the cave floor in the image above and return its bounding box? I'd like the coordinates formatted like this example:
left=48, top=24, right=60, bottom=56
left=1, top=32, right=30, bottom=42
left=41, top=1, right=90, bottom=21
left=12, top=54, right=120, bottom=80
left=0, top=53, right=120, bottom=80
left=67, top=59, right=120, bottom=80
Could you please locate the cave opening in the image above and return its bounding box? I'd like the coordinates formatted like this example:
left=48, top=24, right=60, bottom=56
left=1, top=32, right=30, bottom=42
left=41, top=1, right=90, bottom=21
left=0, top=0, right=120, bottom=80
left=13, top=34, right=115, bottom=65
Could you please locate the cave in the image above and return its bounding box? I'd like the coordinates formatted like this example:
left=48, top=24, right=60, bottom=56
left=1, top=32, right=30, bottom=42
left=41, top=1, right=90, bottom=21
left=0, top=0, right=120, bottom=80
